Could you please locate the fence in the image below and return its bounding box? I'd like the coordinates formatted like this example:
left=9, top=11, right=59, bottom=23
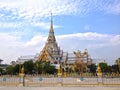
left=0, top=75, right=19, bottom=86
left=0, top=75, right=120, bottom=87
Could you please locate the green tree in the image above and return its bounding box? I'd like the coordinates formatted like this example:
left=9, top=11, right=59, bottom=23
left=6, top=65, right=14, bottom=75
left=23, top=60, right=35, bottom=74
left=99, top=62, right=108, bottom=73
left=111, top=64, right=119, bottom=73
left=35, top=61, right=57, bottom=74
left=14, top=64, right=21, bottom=74
left=35, top=61, right=43, bottom=74
left=88, top=64, right=97, bottom=76
left=107, top=65, right=112, bottom=73
left=0, top=68, right=3, bottom=75
left=116, top=58, right=120, bottom=72
left=44, top=62, right=57, bottom=74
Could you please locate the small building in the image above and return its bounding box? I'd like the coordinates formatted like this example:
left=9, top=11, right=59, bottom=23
left=16, top=55, right=38, bottom=64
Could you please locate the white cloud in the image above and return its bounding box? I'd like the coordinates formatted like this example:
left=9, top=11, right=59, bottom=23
left=57, top=32, right=111, bottom=40
left=110, top=35, right=120, bottom=45
left=0, top=0, right=119, bottom=22
left=87, top=35, right=120, bottom=49
left=0, top=33, right=21, bottom=46
left=0, top=0, right=81, bottom=20
left=0, top=33, right=45, bottom=64
left=0, top=33, right=23, bottom=63
left=25, top=35, right=46, bottom=47
left=104, top=0, right=120, bottom=15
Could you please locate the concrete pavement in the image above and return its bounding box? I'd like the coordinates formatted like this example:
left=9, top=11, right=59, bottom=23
left=0, top=86, right=120, bottom=90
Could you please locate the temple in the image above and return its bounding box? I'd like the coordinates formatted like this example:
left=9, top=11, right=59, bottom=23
left=36, top=13, right=62, bottom=64
left=36, top=13, right=92, bottom=68
left=16, top=14, right=92, bottom=72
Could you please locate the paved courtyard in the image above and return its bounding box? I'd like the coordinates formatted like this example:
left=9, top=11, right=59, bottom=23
left=0, top=87, right=120, bottom=90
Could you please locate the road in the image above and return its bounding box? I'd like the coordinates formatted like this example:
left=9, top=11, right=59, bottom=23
left=0, top=86, right=120, bottom=90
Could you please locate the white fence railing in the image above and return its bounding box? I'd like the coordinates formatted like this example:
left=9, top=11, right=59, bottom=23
left=0, top=75, right=120, bottom=86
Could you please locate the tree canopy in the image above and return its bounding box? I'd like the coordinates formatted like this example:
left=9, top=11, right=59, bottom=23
left=5, top=60, right=57, bottom=75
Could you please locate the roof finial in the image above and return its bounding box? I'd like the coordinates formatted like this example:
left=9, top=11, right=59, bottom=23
left=50, top=12, right=54, bottom=32
left=51, top=13, right=52, bottom=23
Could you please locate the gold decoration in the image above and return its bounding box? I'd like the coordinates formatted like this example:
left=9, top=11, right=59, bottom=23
left=97, top=64, right=102, bottom=77
left=58, top=65, right=62, bottom=77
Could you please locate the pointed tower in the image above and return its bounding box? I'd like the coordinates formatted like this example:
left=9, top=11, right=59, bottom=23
left=37, top=13, right=62, bottom=64
left=45, top=13, right=58, bottom=51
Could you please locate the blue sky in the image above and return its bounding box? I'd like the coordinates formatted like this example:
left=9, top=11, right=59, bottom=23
left=0, top=0, right=120, bottom=64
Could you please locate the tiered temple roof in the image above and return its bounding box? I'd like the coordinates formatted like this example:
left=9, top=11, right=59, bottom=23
left=36, top=13, right=62, bottom=64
